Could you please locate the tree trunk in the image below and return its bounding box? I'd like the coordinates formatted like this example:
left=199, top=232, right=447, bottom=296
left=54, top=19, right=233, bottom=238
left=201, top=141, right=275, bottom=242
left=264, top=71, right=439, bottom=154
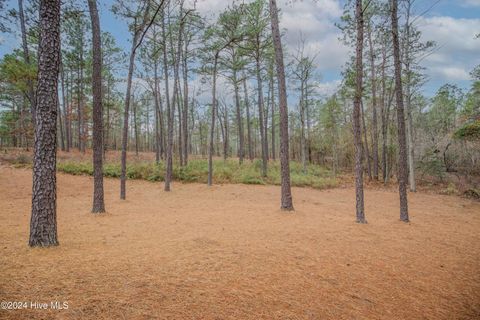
left=153, top=60, right=161, bottom=163
left=77, top=46, right=83, bottom=152
left=299, top=79, right=307, bottom=171
left=361, top=100, right=372, bottom=179
left=133, top=94, right=139, bottom=156
left=269, top=0, right=293, bottom=211
left=29, top=0, right=61, bottom=247
left=182, top=38, right=189, bottom=166
left=380, top=44, right=388, bottom=184
left=243, top=76, right=254, bottom=161
left=234, top=69, right=244, bottom=164
left=391, top=0, right=409, bottom=222
left=57, top=95, right=65, bottom=151
left=163, top=11, right=174, bottom=191
left=120, top=29, right=139, bottom=199
left=353, top=0, right=366, bottom=223
left=255, top=56, right=268, bottom=177
left=165, top=5, right=182, bottom=191
left=208, top=55, right=219, bottom=186
left=367, top=23, right=379, bottom=180
left=270, top=70, right=276, bottom=160
left=88, top=0, right=105, bottom=213
left=404, top=1, right=416, bottom=192
left=60, top=61, right=70, bottom=152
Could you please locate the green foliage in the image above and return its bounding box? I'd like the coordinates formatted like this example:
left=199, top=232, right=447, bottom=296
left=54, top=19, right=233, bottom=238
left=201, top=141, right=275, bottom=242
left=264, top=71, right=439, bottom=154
left=0, top=51, right=36, bottom=92
left=418, top=148, right=445, bottom=180
left=52, top=158, right=337, bottom=190
left=0, top=111, right=18, bottom=139
left=427, top=84, right=464, bottom=136
left=454, top=120, right=480, bottom=141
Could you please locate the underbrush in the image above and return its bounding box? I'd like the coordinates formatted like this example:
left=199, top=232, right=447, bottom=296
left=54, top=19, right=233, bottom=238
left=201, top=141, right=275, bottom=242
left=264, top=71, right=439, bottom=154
left=55, top=158, right=337, bottom=190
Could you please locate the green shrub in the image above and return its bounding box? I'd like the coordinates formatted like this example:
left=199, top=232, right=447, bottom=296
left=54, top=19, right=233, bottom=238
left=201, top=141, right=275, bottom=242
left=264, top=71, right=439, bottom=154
left=52, top=158, right=336, bottom=190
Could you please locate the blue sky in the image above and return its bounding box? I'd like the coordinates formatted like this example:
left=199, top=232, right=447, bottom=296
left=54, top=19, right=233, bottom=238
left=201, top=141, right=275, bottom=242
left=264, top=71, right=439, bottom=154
left=1, top=0, right=479, bottom=99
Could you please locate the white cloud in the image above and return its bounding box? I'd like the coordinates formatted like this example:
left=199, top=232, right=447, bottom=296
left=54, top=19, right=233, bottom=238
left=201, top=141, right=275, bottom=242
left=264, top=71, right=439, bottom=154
left=417, top=15, right=480, bottom=83
left=429, top=66, right=471, bottom=81
left=280, top=0, right=348, bottom=72
left=461, top=0, right=480, bottom=7
left=314, top=79, right=342, bottom=97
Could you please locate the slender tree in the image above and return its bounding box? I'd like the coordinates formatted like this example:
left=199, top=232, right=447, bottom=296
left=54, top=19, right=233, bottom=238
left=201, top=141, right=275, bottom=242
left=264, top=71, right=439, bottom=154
left=29, top=0, right=61, bottom=247
left=353, top=0, right=366, bottom=223
left=88, top=0, right=105, bottom=213
left=269, top=0, right=293, bottom=211
left=391, top=0, right=409, bottom=222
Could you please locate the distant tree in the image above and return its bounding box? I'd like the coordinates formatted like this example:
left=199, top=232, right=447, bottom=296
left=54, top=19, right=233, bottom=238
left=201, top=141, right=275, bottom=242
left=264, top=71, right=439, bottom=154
left=29, top=0, right=61, bottom=247
left=17, top=0, right=35, bottom=126
left=244, top=0, right=271, bottom=177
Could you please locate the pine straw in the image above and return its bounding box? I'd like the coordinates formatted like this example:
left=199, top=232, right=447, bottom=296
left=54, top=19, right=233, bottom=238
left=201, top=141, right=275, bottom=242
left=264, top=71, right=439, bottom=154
left=1, top=165, right=479, bottom=320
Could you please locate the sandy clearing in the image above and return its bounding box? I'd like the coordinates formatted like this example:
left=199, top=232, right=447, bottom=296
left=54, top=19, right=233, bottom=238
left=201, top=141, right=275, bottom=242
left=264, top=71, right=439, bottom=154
left=1, top=165, right=479, bottom=319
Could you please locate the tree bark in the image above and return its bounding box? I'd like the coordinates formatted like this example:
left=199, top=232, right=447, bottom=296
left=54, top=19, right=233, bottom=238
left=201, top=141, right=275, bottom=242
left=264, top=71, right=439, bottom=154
left=29, top=0, right=61, bottom=247
left=269, top=0, right=293, bottom=211
left=391, top=0, right=410, bottom=222
left=353, top=0, right=366, bottom=223
left=88, top=0, right=105, bottom=213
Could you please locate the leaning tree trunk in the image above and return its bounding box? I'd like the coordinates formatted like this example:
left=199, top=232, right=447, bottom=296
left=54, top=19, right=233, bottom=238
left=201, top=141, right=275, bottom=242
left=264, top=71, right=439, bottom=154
left=88, top=0, right=105, bottom=213
left=29, top=0, right=61, bottom=247
left=353, top=0, right=366, bottom=223
left=391, top=0, right=409, bottom=222
left=269, top=0, right=293, bottom=211
left=120, top=37, right=137, bottom=199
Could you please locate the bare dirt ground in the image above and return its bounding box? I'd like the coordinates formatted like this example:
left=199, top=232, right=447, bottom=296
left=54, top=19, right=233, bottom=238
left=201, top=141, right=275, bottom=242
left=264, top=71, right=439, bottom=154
left=1, top=165, right=479, bottom=320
